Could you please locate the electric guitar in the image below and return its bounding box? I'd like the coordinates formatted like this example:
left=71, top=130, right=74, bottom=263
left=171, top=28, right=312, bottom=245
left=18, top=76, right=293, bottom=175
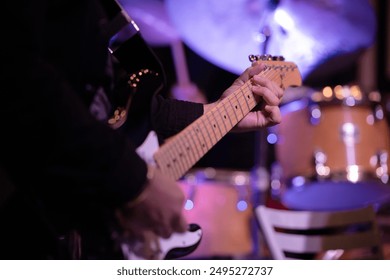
left=109, top=34, right=302, bottom=259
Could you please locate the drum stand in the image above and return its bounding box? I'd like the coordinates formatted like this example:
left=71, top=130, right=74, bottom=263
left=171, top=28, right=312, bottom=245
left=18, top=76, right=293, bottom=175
left=251, top=129, right=271, bottom=259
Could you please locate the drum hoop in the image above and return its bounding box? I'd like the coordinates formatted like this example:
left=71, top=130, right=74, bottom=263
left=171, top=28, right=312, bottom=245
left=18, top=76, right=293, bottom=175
left=280, top=98, right=309, bottom=115
left=284, top=171, right=385, bottom=190
left=183, top=168, right=251, bottom=186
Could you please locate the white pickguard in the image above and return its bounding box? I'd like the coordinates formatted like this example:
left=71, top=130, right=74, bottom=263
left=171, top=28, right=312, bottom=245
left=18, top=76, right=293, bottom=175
left=136, top=130, right=160, bottom=166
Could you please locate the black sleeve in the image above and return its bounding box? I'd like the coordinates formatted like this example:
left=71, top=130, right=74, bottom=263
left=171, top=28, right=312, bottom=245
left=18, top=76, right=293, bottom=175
left=151, top=95, right=204, bottom=140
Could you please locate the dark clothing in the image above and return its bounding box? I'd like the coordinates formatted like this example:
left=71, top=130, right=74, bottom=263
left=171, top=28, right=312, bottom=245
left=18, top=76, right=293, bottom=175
left=0, top=0, right=203, bottom=259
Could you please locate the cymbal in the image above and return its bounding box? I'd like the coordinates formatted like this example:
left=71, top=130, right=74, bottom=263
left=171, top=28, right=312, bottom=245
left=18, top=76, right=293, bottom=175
left=266, top=0, right=376, bottom=78
left=165, top=0, right=376, bottom=78
left=119, top=0, right=180, bottom=45
left=165, top=0, right=269, bottom=75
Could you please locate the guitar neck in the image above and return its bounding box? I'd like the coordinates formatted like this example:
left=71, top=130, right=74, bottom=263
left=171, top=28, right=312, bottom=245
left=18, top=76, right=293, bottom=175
left=153, top=59, right=302, bottom=180
left=154, top=80, right=255, bottom=180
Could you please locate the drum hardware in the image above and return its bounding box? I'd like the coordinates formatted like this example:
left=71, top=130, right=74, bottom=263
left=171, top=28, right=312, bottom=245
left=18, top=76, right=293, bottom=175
left=374, top=151, right=389, bottom=184
left=269, top=162, right=283, bottom=200
left=314, top=150, right=330, bottom=178
left=251, top=166, right=271, bottom=202
left=309, top=104, right=321, bottom=125
left=373, top=104, right=385, bottom=121
left=235, top=176, right=251, bottom=212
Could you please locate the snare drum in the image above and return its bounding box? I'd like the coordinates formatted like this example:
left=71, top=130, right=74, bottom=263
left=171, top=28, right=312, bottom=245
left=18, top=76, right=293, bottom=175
left=273, top=85, right=390, bottom=210
left=178, top=168, right=253, bottom=258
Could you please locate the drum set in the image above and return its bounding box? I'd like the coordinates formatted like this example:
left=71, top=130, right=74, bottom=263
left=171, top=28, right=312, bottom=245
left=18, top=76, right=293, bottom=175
left=117, top=0, right=390, bottom=259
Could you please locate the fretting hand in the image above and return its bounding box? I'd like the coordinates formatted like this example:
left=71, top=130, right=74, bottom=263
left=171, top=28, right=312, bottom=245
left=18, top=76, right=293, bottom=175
left=204, top=61, right=284, bottom=132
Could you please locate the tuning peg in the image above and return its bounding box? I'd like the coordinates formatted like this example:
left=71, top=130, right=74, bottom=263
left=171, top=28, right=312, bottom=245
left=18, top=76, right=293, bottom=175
left=272, top=56, right=285, bottom=61
left=249, top=54, right=283, bottom=62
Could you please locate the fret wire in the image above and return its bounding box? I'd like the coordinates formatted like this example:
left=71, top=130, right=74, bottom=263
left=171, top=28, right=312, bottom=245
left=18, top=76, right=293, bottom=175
left=226, top=94, right=240, bottom=124
left=175, top=132, right=196, bottom=171
left=190, top=119, right=208, bottom=154
left=155, top=137, right=189, bottom=179
left=234, top=95, right=248, bottom=116
left=225, top=98, right=244, bottom=128
left=185, top=122, right=207, bottom=156
left=209, top=108, right=224, bottom=140
left=154, top=152, right=173, bottom=178
left=189, top=120, right=207, bottom=156
left=161, top=132, right=197, bottom=179
left=184, top=129, right=203, bottom=167
left=221, top=96, right=235, bottom=128
left=238, top=83, right=253, bottom=114
left=176, top=137, right=193, bottom=173
left=217, top=100, right=231, bottom=135
left=233, top=89, right=245, bottom=119
left=204, top=109, right=219, bottom=144
left=165, top=140, right=186, bottom=179
left=198, top=116, right=214, bottom=149
left=162, top=142, right=180, bottom=170
left=213, top=101, right=234, bottom=133
left=243, top=82, right=257, bottom=109
left=183, top=126, right=202, bottom=161
left=160, top=144, right=181, bottom=180
left=170, top=134, right=196, bottom=179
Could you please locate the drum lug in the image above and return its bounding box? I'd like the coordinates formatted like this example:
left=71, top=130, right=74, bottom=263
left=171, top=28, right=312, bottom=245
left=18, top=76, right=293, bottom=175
left=233, top=172, right=251, bottom=212
left=374, top=104, right=385, bottom=121
left=314, top=150, right=330, bottom=178
left=309, top=104, right=321, bottom=125
left=270, top=163, right=283, bottom=200
left=374, top=150, right=389, bottom=183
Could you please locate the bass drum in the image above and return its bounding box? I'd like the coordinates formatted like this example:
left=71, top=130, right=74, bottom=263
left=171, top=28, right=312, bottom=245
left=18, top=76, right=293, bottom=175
left=272, top=85, right=390, bottom=210
left=178, top=168, right=254, bottom=259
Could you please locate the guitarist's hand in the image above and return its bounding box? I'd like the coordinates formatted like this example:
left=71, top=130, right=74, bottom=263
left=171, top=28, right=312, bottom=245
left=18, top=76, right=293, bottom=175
left=115, top=165, right=187, bottom=257
left=204, top=62, right=284, bottom=131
